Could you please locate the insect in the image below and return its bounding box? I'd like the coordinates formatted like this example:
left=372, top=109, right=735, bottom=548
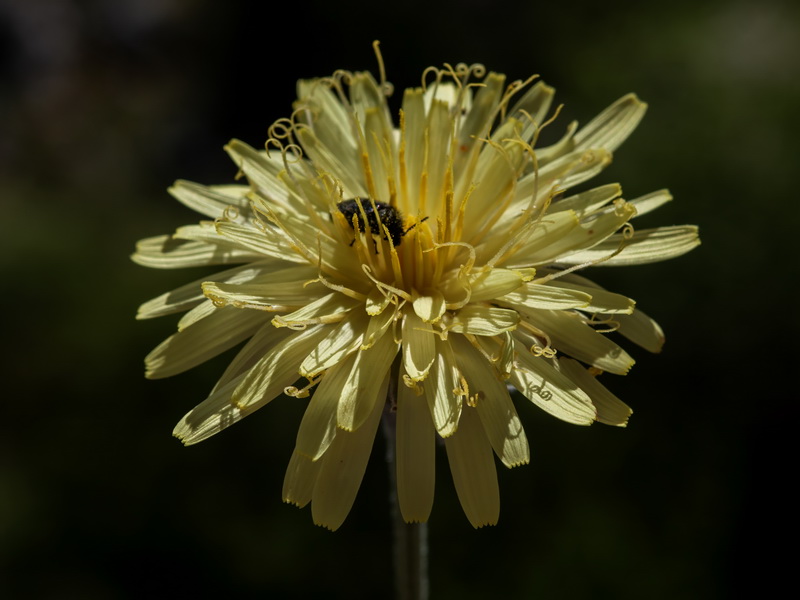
left=337, top=199, right=421, bottom=247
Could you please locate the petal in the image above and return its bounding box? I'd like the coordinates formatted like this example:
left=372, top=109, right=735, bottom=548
left=365, top=287, right=392, bottom=315
left=172, top=326, right=296, bottom=445
left=557, top=358, right=632, bottom=426
left=573, top=93, right=647, bottom=154
left=457, top=72, right=505, bottom=155
left=137, top=284, right=204, bottom=321
left=515, top=147, right=612, bottom=206
left=472, top=331, right=515, bottom=378
left=447, top=305, right=520, bottom=336
left=350, top=71, right=392, bottom=143
left=629, top=189, right=672, bottom=218
left=295, top=352, right=356, bottom=461
left=360, top=110, right=396, bottom=203
left=310, top=373, right=389, bottom=531
left=558, top=225, right=701, bottom=267
left=545, top=275, right=635, bottom=314
left=215, top=220, right=307, bottom=264
left=363, top=306, right=397, bottom=349
left=145, top=306, right=268, bottom=379
left=172, top=375, right=248, bottom=445
left=283, top=449, right=321, bottom=508
left=549, top=183, right=621, bottom=217
left=517, top=308, right=635, bottom=375
left=510, top=339, right=597, bottom=425
left=272, top=292, right=361, bottom=327
left=504, top=80, right=555, bottom=143
left=452, top=73, right=505, bottom=181
left=422, top=336, right=462, bottom=437
left=297, top=79, right=359, bottom=157
left=396, top=375, right=436, bottom=523
left=136, top=259, right=283, bottom=320
left=299, top=309, right=370, bottom=377
left=176, top=299, right=217, bottom=331
left=232, top=325, right=330, bottom=410
left=421, top=99, right=453, bottom=219
left=445, top=405, right=500, bottom=528
left=223, top=139, right=295, bottom=207
left=402, top=310, right=436, bottom=382
left=201, top=266, right=324, bottom=311
left=168, top=180, right=250, bottom=220
left=461, top=143, right=518, bottom=241
left=131, top=235, right=260, bottom=269
left=412, top=289, right=446, bottom=323
left=525, top=201, right=637, bottom=266
left=464, top=267, right=528, bottom=302
left=337, top=328, right=399, bottom=432
left=450, top=335, right=529, bottom=468
left=553, top=148, right=613, bottom=191
left=616, top=307, right=666, bottom=353
left=295, top=127, right=367, bottom=198
left=500, top=283, right=592, bottom=311
left=423, top=81, right=462, bottom=112
left=535, top=120, right=577, bottom=166
left=212, top=322, right=293, bottom=392
left=501, top=209, right=580, bottom=265
left=399, top=87, right=426, bottom=212
left=173, top=222, right=238, bottom=244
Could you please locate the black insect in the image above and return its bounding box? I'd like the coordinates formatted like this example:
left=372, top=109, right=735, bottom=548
left=337, top=199, right=407, bottom=247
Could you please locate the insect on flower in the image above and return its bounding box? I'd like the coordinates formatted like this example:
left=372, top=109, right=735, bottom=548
left=337, top=198, right=425, bottom=248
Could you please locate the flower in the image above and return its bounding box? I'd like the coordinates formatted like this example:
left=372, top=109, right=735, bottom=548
left=133, top=44, right=699, bottom=530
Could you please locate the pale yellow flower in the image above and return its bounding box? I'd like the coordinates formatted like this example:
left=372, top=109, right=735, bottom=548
left=134, top=46, right=699, bottom=530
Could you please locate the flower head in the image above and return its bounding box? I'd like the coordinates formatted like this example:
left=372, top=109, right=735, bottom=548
left=134, top=44, right=699, bottom=530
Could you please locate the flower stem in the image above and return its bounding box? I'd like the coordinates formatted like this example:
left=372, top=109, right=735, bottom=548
left=383, top=367, right=429, bottom=600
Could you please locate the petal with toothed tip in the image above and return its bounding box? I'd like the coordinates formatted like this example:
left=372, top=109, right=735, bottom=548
left=396, top=372, right=436, bottom=523
left=445, top=405, right=500, bottom=528
left=310, top=373, right=388, bottom=531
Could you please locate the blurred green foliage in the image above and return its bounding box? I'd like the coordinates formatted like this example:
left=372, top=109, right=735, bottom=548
left=2, top=0, right=797, bottom=597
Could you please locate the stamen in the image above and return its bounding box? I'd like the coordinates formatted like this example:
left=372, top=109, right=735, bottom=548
left=420, top=65, right=443, bottom=93
left=455, top=373, right=474, bottom=406
left=466, top=333, right=502, bottom=363
left=401, top=373, right=425, bottom=393
left=533, top=221, right=635, bottom=284
left=222, top=205, right=240, bottom=222
left=371, top=40, right=392, bottom=97
left=499, top=74, right=540, bottom=122
left=316, top=271, right=366, bottom=301
left=355, top=122, right=378, bottom=201
left=391, top=312, right=404, bottom=345
left=453, top=62, right=486, bottom=81
left=428, top=241, right=475, bottom=310
left=397, top=109, right=409, bottom=214
left=250, top=201, right=318, bottom=265
left=452, top=182, right=475, bottom=245
left=361, top=264, right=411, bottom=302
left=272, top=319, right=310, bottom=331
left=518, top=320, right=555, bottom=354
left=587, top=314, right=621, bottom=333
left=268, top=118, right=295, bottom=143
left=465, top=137, right=517, bottom=246
left=319, top=72, right=352, bottom=110
left=498, top=103, right=565, bottom=232
left=284, top=375, right=321, bottom=398
left=531, top=345, right=557, bottom=358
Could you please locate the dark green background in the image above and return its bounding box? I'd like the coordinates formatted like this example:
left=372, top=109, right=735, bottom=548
left=3, top=0, right=796, bottom=597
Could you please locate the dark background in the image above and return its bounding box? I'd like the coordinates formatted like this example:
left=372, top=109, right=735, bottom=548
left=2, top=0, right=797, bottom=597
